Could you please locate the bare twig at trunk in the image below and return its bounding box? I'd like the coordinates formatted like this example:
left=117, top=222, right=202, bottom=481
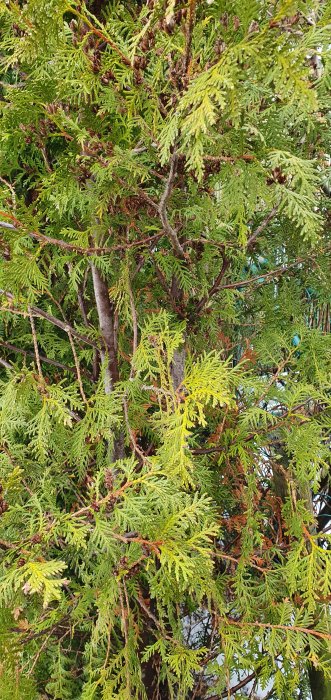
left=158, top=154, right=186, bottom=259
left=0, top=339, right=90, bottom=376
left=66, top=328, right=87, bottom=404
left=0, top=289, right=99, bottom=349
left=90, top=263, right=118, bottom=393
left=246, top=206, right=278, bottom=249
left=28, top=307, right=43, bottom=381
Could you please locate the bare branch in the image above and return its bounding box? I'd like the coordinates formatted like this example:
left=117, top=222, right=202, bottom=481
left=246, top=206, right=278, bottom=249
left=0, top=177, right=16, bottom=208
left=218, top=258, right=307, bottom=291
left=123, top=395, right=145, bottom=461
left=68, top=263, right=91, bottom=328
left=67, top=329, right=87, bottom=403
left=90, top=263, right=118, bottom=391
left=195, top=255, right=230, bottom=314
left=0, top=80, right=26, bottom=88
left=224, top=617, right=331, bottom=642
left=0, top=219, right=162, bottom=254
left=170, top=346, right=186, bottom=391
left=203, top=246, right=331, bottom=298
left=0, top=220, right=17, bottom=231
left=177, top=152, right=256, bottom=165
left=28, top=307, right=43, bottom=380
left=0, top=356, right=12, bottom=370
left=127, top=270, right=138, bottom=371
left=0, top=289, right=99, bottom=350
left=0, top=339, right=89, bottom=376
left=183, top=0, right=197, bottom=73
left=158, top=154, right=187, bottom=259
left=190, top=445, right=224, bottom=455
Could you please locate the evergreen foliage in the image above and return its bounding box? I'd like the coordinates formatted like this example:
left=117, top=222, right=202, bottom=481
left=0, top=1, right=330, bottom=698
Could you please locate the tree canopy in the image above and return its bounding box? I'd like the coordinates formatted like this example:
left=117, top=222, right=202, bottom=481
left=0, top=1, right=330, bottom=698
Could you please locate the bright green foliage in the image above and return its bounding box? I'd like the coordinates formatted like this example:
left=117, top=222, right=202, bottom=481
left=0, top=1, right=330, bottom=698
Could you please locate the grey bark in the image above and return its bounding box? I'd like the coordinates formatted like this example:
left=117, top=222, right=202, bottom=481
left=170, top=346, right=186, bottom=391
left=90, top=263, right=118, bottom=392
left=90, top=263, right=124, bottom=460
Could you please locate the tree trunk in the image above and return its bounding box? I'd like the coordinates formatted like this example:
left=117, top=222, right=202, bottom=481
left=272, top=447, right=331, bottom=700
left=170, top=275, right=186, bottom=390
left=309, top=667, right=331, bottom=700
left=90, top=263, right=124, bottom=460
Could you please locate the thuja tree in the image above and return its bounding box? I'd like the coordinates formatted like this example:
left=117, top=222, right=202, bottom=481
left=0, top=1, right=330, bottom=698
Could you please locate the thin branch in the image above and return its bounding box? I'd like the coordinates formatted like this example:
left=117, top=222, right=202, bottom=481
left=18, top=614, right=71, bottom=644
left=77, top=285, right=90, bottom=327
left=0, top=177, right=16, bottom=208
left=205, top=662, right=277, bottom=700
left=40, top=144, right=52, bottom=174
left=128, top=282, right=138, bottom=357
left=153, top=259, right=185, bottom=316
left=0, top=537, right=16, bottom=549
left=0, top=339, right=91, bottom=377
left=27, top=630, right=53, bottom=676
left=28, top=307, right=43, bottom=380
left=246, top=206, right=278, bottom=249
left=136, top=593, right=176, bottom=644
left=214, top=551, right=269, bottom=574
left=67, top=329, right=87, bottom=403
left=1, top=211, right=209, bottom=280
left=253, top=350, right=296, bottom=407
left=190, top=398, right=316, bottom=456
left=190, top=444, right=225, bottom=455
left=115, top=176, right=159, bottom=212
left=206, top=257, right=230, bottom=297
left=217, top=256, right=316, bottom=292
left=249, top=677, right=258, bottom=699
left=0, top=218, right=161, bottom=254
left=195, top=255, right=230, bottom=314
left=0, top=80, right=26, bottom=88
left=125, top=245, right=138, bottom=369
left=154, top=260, right=169, bottom=292
left=219, top=669, right=258, bottom=699
left=90, top=263, right=118, bottom=391
left=118, top=583, right=131, bottom=697
left=158, top=154, right=187, bottom=259
left=0, top=219, right=25, bottom=231
left=68, top=263, right=91, bottom=328
left=261, top=689, right=276, bottom=700
left=0, top=356, right=12, bottom=370
left=223, top=618, right=331, bottom=642
left=183, top=0, right=197, bottom=73
left=0, top=290, right=99, bottom=350
left=123, top=395, right=145, bottom=461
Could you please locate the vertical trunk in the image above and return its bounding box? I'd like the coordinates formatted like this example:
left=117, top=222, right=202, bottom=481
left=272, top=447, right=331, bottom=700
left=171, top=346, right=186, bottom=390
left=90, top=263, right=119, bottom=391
left=170, top=275, right=186, bottom=390
left=308, top=491, right=331, bottom=699
left=309, top=667, right=331, bottom=700
left=90, top=263, right=124, bottom=460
